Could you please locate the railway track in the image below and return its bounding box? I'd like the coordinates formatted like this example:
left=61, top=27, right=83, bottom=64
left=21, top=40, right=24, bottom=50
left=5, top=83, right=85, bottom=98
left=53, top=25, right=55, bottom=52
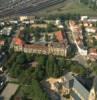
left=0, top=0, right=65, bottom=17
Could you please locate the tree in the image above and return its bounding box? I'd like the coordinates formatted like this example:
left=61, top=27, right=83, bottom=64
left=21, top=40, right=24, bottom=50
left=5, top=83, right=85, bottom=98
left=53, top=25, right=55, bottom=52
left=70, top=62, right=85, bottom=75
left=9, top=63, right=21, bottom=78
left=46, top=55, right=55, bottom=77
left=19, top=69, right=32, bottom=84
left=16, top=53, right=27, bottom=64
left=22, top=79, right=49, bottom=100
left=53, top=33, right=57, bottom=42
left=45, top=34, right=49, bottom=42
left=46, top=55, right=61, bottom=78
left=90, top=62, right=97, bottom=75
left=34, top=66, right=45, bottom=81
left=53, top=63, right=60, bottom=77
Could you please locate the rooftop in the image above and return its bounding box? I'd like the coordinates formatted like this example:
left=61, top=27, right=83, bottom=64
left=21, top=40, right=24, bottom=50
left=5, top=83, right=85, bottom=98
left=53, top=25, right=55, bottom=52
left=64, top=72, right=89, bottom=100
left=13, top=37, right=24, bottom=46
left=0, top=40, right=5, bottom=46
left=1, top=83, right=19, bottom=100
left=24, top=44, right=48, bottom=51
left=93, top=77, right=97, bottom=91
left=55, top=31, right=64, bottom=43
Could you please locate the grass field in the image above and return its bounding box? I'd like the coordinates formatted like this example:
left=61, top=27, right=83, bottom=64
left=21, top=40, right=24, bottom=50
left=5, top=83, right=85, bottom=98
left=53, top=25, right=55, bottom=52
left=38, top=0, right=97, bottom=16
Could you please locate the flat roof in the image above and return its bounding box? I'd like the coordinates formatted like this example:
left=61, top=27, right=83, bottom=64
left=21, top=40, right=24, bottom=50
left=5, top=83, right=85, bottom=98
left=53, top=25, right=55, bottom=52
left=1, top=83, right=19, bottom=100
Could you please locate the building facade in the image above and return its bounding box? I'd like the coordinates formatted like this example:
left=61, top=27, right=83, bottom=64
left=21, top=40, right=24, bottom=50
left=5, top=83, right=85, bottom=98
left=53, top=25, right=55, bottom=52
left=13, top=38, right=67, bottom=57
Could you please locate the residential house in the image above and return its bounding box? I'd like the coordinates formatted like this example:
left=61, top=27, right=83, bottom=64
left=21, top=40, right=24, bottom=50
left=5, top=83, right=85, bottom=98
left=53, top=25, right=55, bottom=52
left=88, top=48, right=97, bottom=61
left=55, top=31, right=64, bottom=43
left=81, top=16, right=88, bottom=21
left=0, top=40, right=5, bottom=47
left=87, top=17, right=97, bottom=22
left=13, top=37, right=24, bottom=52
left=0, top=27, right=12, bottom=36
left=9, top=20, right=18, bottom=24
left=85, top=27, right=97, bottom=33
left=19, top=16, right=28, bottom=21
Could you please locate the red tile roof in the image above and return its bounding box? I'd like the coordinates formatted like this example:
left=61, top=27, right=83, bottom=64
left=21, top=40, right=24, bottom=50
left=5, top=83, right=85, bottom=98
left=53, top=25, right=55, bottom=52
left=89, top=48, right=97, bottom=53
left=0, top=40, right=5, bottom=46
left=13, top=37, right=24, bottom=46
left=24, top=44, right=48, bottom=51
left=55, top=31, right=64, bottom=42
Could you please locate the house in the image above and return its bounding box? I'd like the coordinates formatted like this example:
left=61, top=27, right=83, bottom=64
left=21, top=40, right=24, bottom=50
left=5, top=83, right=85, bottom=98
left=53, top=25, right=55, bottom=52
left=85, top=27, right=97, bottom=33
left=81, top=16, right=88, bottom=21
left=0, top=27, right=12, bottom=36
left=13, top=37, right=24, bottom=46
left=22, top=21, right=30, bottom=24
left=81, top=16, right=97, bottom=22
left=0, top=22, right=5, bottom=26
left=19, top=16, right=28, bottom=21
left=55, top=31, right=64, bottom=43
left=69, top=20, right=82, bottom=34
left=9, top=20, right=18, bottom=24
left=88, top=48, right=97, bottom=61
left=57, top=25, right=64, bottom=29
left=83, top=22, right=93, bottom=27
left=13, top=37, right=24, bottom=51
left=88, top=17, right=97, bottom=22
left=55, top=19, right=61, bottom=26
left=0, top=66, right=4, bottom=73
left=0, top=40, right=5, bottom=46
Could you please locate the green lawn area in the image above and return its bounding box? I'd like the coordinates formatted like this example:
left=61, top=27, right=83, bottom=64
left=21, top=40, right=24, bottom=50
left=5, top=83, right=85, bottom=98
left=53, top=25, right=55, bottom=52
left=38, top=0, right=97, bottom=16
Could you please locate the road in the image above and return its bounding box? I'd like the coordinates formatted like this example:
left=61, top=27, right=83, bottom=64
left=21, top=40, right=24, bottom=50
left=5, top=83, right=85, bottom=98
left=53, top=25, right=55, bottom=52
left=72, top=53, right=88, bottom=67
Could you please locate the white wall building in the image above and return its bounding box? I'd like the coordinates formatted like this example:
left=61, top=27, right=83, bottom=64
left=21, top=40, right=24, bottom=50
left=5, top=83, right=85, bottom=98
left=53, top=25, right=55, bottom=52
left=0, top=27, right=12, bottom=36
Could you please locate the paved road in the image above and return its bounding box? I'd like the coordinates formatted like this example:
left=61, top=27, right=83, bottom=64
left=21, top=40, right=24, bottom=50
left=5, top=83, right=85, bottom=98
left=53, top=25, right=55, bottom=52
left=72, top=53, right=88, bottom=67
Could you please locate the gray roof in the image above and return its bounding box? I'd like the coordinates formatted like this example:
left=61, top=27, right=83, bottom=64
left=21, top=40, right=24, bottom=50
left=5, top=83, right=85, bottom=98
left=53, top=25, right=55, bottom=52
left=63, top=79, right=74, bottom=89
left=71, top=90, right=81, bottom=100
left=73, top=78, right=89, bottom=100
left=64, top=72, right=74, bottom=81
left=93, top=77, right=97, bottom=91
left=0, top=96, right=4, bottom=100
left=64, top=73, right=89, bottom=100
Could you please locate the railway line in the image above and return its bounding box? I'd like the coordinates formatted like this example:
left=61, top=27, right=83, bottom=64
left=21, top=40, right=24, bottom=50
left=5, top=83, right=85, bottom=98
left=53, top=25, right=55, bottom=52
left=0, top=0, right=65, bottom=17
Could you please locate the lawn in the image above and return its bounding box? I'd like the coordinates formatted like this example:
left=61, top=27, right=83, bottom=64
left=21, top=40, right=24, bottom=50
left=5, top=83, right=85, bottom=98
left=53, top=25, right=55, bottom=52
left=37, top=0, right=97, bottom=16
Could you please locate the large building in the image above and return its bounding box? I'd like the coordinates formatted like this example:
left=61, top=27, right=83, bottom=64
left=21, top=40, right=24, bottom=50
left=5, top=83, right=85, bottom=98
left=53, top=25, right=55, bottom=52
left=63, top=73, right=90, bottom=100
left=13, top=37, right=67, bottom=57
left=89, top=77, right=97, bottom=100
